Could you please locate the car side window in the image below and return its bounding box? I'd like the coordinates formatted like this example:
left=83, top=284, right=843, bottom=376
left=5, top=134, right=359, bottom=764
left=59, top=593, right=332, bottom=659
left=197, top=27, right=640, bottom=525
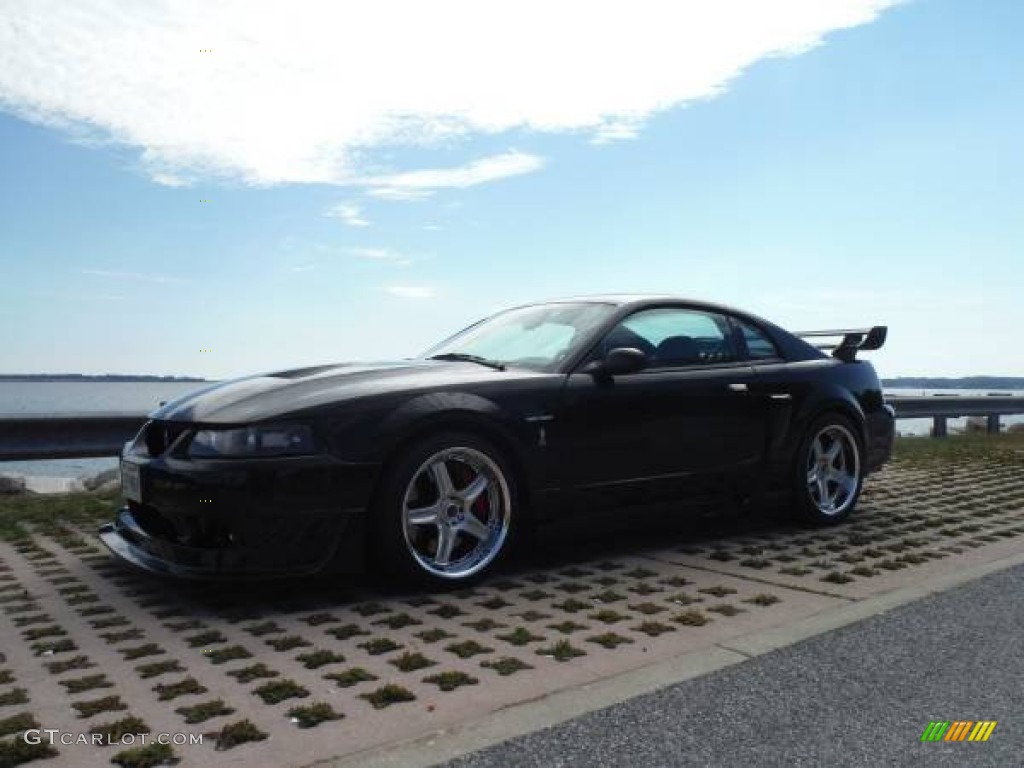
left=600, top=308, right=736, bottom=368
left=735, top=320, right=780, bottom=360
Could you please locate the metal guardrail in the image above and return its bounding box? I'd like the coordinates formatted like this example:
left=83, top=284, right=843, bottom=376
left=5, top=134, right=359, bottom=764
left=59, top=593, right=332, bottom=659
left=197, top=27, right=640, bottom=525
left=0, top=396, right=1022, bottom=461
left=888, top=395, right=1024, bottom=437
left=0, top=413, right=146, bottom=461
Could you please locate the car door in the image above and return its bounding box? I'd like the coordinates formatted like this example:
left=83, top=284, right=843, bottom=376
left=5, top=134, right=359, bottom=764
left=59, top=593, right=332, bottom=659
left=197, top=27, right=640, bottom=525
left=551, top=306, right=772, bottom=512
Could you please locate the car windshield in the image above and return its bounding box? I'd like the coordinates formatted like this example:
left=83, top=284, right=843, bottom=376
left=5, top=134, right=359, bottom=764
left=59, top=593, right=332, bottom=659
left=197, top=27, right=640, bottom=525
left=422, top=302, right=615, bottom=371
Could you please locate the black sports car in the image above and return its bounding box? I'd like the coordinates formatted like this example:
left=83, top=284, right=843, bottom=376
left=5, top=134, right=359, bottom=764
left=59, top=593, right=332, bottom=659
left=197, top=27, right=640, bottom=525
left=99, top=296, right=895, bottom=586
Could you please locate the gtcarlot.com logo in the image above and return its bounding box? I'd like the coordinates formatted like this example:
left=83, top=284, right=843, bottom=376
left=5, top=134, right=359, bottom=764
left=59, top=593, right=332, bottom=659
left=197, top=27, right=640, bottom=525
left=921, top=720, right=997, bottom=743
left=24, top=729, right=203, bottom=747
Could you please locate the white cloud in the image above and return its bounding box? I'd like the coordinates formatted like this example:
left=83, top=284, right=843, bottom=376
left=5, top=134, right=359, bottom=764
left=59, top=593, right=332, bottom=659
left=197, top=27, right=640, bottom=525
left=0, top=1, right=900, bottom=186
left=347, top=247, right=412, bottom=266
left=79, top=269, right=189, bottom=284
left=358, top=151, right=543, bottom=198
left=386, top=285, right=435, bottom=299
left=325, top=202, right=369, bottom=227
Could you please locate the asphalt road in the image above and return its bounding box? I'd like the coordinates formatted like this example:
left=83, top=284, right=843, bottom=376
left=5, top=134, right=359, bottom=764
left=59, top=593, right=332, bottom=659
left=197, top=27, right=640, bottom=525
left=444, top=563, right=1024, bottom=768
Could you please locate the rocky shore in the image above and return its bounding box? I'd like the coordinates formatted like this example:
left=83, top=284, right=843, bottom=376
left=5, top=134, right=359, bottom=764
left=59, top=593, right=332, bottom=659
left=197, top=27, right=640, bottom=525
left=0, top=467, right=119, bottom=495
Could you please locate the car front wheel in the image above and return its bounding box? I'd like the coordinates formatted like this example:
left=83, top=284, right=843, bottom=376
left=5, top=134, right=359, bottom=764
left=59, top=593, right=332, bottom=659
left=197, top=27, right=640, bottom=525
left=375, top=431, right=517, bottom=586
left=793, top=414, right=864, bottom=524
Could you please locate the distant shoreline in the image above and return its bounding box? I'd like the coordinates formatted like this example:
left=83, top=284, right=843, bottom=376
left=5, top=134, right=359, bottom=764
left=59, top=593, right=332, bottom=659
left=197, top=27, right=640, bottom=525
left=0, top=374, right=207, bottom=382
left=881, top=377, right=1024, bottom=390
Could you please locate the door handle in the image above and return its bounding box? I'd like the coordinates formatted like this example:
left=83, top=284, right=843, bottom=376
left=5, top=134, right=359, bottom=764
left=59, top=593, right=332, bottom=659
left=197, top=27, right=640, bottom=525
left=727, top=383, right=748, bottom=393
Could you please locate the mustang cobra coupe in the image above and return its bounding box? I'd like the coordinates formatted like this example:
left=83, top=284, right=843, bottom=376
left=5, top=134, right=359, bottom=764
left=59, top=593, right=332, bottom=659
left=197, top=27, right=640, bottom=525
left=100, top=296, right=895, bottom=586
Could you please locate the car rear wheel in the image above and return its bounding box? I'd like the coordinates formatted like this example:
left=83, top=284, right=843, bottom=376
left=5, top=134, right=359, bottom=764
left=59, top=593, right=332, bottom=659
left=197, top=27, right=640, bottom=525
left=793, top=414, right=863, bottom=524
left=374, top=432, right=517, bottom=586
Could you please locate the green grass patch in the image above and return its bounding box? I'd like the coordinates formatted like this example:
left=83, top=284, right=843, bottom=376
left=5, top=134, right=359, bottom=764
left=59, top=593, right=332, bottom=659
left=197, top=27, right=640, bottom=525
left=358, top=637, right=403, bottom=656
left=287, top=702, right=344, bottom=728
left=589, top=609, right=628, bottom=625
left=360, top=684, right=415, bottom=709
left=300, top=612, right=338, bottom=626
left=224, top=664, right=278, bottom=685
left=243, top=620, right=284, bottom=636
left=445, top=640, right=492, bottom=658
left=110, top=741, right=175, bottom=767
left=389, top=652, right=436, bottom=672
left=0, top=712, right=39, bottom=737
left=296, top=649, right=346, bottom=670
left=135, top=660, right=183, bottom=679
left=324, top=667, right=378, bottom=688
left=120, top=643, right=164, bottom=660
left=186, top=630, right=227, bottom=647
left=31, top=638, right=76, bottom=656
left=481, top=656, right=534, bottom=675
left=153, top=677, right=206, bottom=701
left=707, top=604, right=745, bottom=616
left=89, top=716, right=150, bottom=742
left=536, top=639, right=586, bottom=662
left=497, top=627, right=544, bottom=646
left=266, top=635, right=312, bottom=652
left=372, top=612, right=422, bottom=630
left=44, top=655, right=93, bottom=674
left=353, top=601, right=391, bottom=617
left=175, top=699, right=235, bottom=724
left=551, top=598, right=589, bottom=613
left=462, top=618, right=508, bottom=632
left=628, top=602, right=666, bottom=615
left=205, top=645, right=253, bottom=665
left=673, top=609, right=711, bottom=627
left=90, top=616, right=131, bottom=629
left=100, top=629, right=145, bottom=644
left=0, top=688, right=28, bottom=707
left=207, top=718, right=268, bottom=751
left=60, top=674, right=113, bottom=694
left=423, top=670, right=478, bottom=691
left=415, top=628, right=455, bottom=643
left=253, top=679, right=309, bottom=705
left=0, top=736, right=58, bottom=765
left=326, top=623, right=369, bottom=641
left=586, top=632, right=634, bottom=649
left=743, top=594, right=782, bottom=607
left=547, top=621, right=587, bottom=635
left=634, top=621, right=675, bottom=637
left=429, top=603, right=465, bottom=619
left=72, top=695, right=126, bottom=718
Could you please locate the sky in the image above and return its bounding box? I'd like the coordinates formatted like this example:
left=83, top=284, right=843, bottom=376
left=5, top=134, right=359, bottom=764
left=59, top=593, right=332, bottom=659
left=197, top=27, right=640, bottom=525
left=1, top=0, right=1022, bottom=379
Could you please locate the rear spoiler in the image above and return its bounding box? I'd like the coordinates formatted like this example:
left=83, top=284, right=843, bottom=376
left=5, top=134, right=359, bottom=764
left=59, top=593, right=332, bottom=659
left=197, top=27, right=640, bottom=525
left=793, top=326, right=888, bottom=363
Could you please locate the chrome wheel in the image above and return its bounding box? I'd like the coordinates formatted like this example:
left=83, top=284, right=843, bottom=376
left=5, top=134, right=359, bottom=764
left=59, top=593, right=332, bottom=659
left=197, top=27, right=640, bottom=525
left=401, top=446, right=512, bottom=580
left=805, top=424, right=861, bottom=516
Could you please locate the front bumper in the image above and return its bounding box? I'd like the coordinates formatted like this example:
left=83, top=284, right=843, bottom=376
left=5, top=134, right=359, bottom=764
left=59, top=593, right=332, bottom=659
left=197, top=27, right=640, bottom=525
left=98, top=451, right=378, bottom=580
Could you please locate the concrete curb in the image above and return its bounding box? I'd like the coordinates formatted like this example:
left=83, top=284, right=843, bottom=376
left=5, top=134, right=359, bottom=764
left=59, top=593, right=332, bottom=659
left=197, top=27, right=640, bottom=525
left=315, top=548, right=1024, bottom=768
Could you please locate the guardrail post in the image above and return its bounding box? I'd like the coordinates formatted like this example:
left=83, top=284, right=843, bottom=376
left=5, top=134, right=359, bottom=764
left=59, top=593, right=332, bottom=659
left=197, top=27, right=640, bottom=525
left=987, top=414, right=1001, bottom=434
left=932, top=416, right=948, bottom=438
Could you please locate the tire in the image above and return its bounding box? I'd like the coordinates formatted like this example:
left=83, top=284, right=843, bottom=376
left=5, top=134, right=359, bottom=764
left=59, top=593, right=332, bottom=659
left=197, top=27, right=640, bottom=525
left=792, top=413, right=864, bottom=525
left=372, top=431, right=518, bottom=587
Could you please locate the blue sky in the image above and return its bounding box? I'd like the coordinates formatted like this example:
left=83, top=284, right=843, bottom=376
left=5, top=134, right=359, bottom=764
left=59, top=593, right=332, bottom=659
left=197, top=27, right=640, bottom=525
left=1, top=0, right=1022, bottom=379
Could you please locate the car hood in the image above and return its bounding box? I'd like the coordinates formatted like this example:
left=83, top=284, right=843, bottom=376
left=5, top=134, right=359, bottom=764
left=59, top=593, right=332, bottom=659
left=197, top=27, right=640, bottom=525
left=150, top=360, right=540, bottom=423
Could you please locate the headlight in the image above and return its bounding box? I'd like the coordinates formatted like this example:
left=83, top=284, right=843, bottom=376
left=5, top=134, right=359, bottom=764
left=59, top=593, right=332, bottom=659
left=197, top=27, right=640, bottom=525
left=188, top=424, right=316, bottom=458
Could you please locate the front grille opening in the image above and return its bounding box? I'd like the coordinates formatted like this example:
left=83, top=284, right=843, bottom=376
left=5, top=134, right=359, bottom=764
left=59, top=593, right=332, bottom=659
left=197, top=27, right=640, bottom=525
left=130, top=502, right=238, bottom=549
left=144, top=421, right=191, bottom=456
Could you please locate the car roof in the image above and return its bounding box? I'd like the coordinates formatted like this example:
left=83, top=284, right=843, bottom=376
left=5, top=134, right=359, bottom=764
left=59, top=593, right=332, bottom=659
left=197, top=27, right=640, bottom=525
left=526, top=294, right=758, bottom=318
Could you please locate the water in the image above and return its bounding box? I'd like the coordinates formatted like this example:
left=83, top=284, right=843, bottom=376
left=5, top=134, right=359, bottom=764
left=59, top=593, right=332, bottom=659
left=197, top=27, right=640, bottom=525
left=1, top=382, right=1021, bottom=482
left=884, top=388, right=1024, bottom=437
left=0, top=381, right=207, bottom=480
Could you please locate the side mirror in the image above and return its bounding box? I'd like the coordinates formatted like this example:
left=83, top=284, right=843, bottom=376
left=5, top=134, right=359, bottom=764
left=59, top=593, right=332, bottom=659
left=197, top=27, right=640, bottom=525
left=584, top=347, right=647, bottom=377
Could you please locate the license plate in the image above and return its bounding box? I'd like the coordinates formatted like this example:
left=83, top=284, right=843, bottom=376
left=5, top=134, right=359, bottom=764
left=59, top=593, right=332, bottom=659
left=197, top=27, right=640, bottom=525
left=121, top=460, right=142, bottom=503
